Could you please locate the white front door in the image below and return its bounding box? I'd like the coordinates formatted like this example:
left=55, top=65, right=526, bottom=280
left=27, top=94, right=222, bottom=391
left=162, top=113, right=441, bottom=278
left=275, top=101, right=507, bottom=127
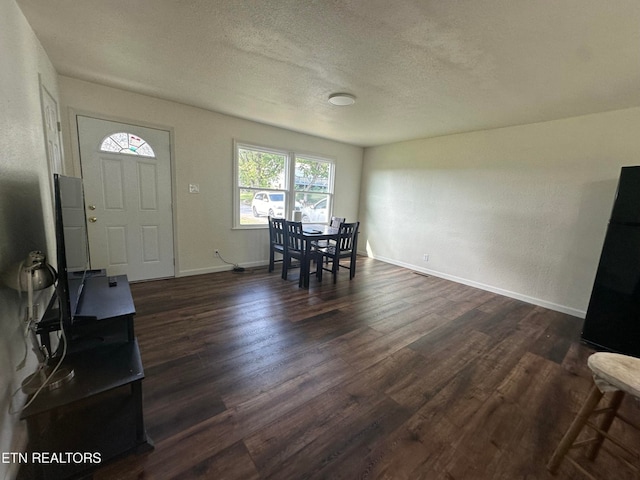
left=77, top=115, right=174, bottom=281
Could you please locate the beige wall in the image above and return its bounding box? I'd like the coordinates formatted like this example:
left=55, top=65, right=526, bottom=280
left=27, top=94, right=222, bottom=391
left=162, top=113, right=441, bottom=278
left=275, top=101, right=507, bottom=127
left=360, top=107, right=640, bottom=317
left=0, top=0, right=60, bottom=477
left=58, top=76, right=364, bottom=276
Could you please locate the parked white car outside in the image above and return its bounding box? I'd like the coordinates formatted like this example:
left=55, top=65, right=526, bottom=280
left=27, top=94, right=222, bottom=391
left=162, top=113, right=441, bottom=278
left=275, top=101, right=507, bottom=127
left=251, top=191, right=302, bottom=218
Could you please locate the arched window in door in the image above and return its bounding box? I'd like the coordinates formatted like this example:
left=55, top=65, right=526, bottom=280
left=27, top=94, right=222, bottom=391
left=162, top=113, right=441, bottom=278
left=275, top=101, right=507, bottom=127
left=99, top=132, right=156, bottom=157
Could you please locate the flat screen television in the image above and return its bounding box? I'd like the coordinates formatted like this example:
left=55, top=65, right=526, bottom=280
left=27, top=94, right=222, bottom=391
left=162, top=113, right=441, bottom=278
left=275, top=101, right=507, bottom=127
left=52, top=173, right=90, bottom=329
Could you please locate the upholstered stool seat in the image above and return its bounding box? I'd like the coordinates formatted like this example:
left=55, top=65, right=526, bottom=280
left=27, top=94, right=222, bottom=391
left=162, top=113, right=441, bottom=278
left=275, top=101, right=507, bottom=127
left=547, top=352, right=640, bottom=478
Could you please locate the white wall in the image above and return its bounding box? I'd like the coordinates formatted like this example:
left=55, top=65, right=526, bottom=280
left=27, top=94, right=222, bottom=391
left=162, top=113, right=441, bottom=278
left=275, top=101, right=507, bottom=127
left=360, top=108, right=640, bottom=317
left=0, top=0, right=60, bottom=478
left=57, top=77, right=364, bottom=276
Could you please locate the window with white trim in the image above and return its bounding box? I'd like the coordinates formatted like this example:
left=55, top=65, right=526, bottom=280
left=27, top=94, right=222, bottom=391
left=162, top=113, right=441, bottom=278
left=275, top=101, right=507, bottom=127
left=234, top=142, right=335, bottom=228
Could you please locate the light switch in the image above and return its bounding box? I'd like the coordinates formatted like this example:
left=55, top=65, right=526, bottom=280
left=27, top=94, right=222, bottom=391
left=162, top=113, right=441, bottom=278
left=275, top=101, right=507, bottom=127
left=189, top=184, right=200, bottom=194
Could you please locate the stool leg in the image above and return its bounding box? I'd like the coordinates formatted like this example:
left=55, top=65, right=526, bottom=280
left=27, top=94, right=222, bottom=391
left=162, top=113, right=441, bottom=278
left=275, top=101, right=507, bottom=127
left=547, top=384, right=604, bottom=474
left=586, top=390, right=625, bottom=460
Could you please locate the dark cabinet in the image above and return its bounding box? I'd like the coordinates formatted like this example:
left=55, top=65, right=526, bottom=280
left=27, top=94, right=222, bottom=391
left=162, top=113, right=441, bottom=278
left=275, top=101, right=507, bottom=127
left=20, top=275, right=152, bottom=480
left=583, top=166, right=640, bottom=357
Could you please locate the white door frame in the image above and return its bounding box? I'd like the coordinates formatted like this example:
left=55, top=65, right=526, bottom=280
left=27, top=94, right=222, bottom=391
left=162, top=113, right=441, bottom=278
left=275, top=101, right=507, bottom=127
left=39, top=75, right=64, bottom=176
left=68, top=108, right=179, bottom=279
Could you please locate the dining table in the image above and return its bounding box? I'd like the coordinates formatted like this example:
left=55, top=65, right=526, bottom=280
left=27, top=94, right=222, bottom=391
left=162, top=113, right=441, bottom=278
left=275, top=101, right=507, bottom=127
left=299, top=223, right=340, bottom=288
left=302, top=223, right=340, bottom=240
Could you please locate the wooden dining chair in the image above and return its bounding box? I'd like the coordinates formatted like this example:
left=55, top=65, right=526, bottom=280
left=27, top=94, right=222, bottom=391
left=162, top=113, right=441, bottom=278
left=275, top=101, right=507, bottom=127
left=314, top=216, right=345, bottom=264
left=316, top=221, right=359, bottom=283
left=282, top=220, right=317, bottom=288
left=268, top=216, right=285, bottom=273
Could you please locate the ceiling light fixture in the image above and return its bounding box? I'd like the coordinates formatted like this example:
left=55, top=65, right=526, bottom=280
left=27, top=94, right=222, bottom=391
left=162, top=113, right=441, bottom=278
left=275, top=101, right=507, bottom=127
left=328, top=93, right=356, bottom=106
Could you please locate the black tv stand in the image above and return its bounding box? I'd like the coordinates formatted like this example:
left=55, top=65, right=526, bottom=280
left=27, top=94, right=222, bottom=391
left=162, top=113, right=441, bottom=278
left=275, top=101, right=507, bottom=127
left=20, top=274, right=152, bottom=480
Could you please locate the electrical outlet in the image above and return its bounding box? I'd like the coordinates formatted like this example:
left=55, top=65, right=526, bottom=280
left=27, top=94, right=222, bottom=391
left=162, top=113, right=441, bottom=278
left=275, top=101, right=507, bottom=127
left=423, top=254, right=429, bottom=262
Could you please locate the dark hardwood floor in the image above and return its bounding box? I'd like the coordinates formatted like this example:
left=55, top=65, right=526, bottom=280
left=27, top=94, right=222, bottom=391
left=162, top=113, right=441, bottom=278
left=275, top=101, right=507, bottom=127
left=95, top=257, right=640, bottom=479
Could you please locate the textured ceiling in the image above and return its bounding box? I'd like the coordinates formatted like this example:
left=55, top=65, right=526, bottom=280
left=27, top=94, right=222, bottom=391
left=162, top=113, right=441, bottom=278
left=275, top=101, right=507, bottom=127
left=16, top=0, right=640, bottom=147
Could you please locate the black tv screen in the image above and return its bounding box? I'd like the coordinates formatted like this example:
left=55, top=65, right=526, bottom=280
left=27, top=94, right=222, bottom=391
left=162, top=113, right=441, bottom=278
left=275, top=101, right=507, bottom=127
left=53, top=174, right=90, bottom=326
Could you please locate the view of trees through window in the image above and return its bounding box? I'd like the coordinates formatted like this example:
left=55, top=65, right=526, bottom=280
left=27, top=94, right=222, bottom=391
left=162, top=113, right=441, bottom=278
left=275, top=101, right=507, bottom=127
left=295, top=157, right=332, bottom=223
left=236, top=144, right=334, bottom=227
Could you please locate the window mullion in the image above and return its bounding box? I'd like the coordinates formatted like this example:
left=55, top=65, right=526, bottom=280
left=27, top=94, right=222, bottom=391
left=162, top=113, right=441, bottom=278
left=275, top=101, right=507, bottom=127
left=287, top=152, right=297, bottom=220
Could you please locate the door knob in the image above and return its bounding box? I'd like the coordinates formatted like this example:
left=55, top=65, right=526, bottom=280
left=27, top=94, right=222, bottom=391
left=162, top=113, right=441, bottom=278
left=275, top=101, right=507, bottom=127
left=88, top=217, right=97, bottom=223
left=88, top=205, right=96, bottom=211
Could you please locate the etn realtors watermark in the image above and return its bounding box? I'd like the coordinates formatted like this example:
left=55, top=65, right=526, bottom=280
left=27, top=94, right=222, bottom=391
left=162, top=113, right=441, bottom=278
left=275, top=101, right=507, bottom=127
left=2, top=451, right=102, bottom=465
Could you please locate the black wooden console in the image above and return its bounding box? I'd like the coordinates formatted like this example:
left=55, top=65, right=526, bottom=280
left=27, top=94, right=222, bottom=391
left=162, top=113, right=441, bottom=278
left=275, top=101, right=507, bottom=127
left=20, top=274, right=152, bottom=480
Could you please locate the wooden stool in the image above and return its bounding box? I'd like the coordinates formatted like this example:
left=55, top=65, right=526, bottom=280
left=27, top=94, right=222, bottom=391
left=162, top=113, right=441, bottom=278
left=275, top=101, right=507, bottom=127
left=547, top=352, right=640, bottom=478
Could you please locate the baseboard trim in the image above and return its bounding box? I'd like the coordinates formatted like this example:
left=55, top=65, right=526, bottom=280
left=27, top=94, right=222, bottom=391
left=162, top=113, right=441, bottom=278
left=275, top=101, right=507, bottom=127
left=179, top=260, right=267, bottom=277
left=371, top=255, right=586, bottom=319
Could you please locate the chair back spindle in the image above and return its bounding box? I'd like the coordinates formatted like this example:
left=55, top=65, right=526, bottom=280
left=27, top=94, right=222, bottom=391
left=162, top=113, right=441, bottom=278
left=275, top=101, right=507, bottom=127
left=317, top=221, right=359, bottom=283
left=269, top=216, right=286, bottom=246
left=268, top=216, right=286, bottom=273
left=282, top=220, right=316, bottom=288
left=284, top=221, right=305, bottom=252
